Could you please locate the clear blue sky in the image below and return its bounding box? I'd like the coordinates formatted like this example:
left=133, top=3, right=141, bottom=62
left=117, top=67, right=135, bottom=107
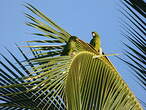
left=0, top=0, right=145, bottom=106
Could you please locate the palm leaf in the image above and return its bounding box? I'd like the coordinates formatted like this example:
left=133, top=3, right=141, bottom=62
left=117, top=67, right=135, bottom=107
left=65, top=51, right=142, bottom=110
left=120, top=0, right=145, bottom=89
left=0, top=48, right=65, bottom=109
left=25, top=3, right=71, bottom=41
left=22, top=4, right=72, bottom=61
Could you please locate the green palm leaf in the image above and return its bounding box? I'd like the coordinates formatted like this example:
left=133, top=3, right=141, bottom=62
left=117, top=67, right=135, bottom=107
left=65, top=51, right=142, bottom=110
left=0, top=48, right=65, bottom=109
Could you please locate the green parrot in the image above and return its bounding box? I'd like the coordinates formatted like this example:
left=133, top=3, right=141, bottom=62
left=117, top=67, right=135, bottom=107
left=90, top=32, right=102, bottom=55
left=90, top=32, right=120, bottom=72
left=62, top=36, right=78, bottom=56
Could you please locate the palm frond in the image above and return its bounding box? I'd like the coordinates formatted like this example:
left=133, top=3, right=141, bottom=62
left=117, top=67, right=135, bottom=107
left=65, top=51, right=142, bottom=109
left=0, top=48, right=65, bottom=110
left=120, top=0, right=145, bottom=89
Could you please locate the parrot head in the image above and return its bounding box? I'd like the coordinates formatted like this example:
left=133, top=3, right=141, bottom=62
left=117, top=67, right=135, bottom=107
left=69, top=36, right=78, bottom=42
left=92, top=32, right=100, bottom=39
left=92, top=32, right=100, bottom=45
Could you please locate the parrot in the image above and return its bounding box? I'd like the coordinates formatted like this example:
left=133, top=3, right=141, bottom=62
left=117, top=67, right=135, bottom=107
left=90, top=32, right=120, bottom=73
left=90, top=32, right=102, bottom=55
left=62, top=36, right=78, bottom=56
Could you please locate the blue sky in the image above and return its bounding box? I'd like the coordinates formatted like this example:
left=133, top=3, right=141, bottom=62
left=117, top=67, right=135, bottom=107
left=0, top=0, right=145, bottom=106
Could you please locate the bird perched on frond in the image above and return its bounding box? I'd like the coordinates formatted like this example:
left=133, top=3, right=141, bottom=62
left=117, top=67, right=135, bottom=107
left=90, top=32, right=102, bottom=55
left=62, top=36, right=78, bottom=56
left=90, top=32, right=120, bottom=72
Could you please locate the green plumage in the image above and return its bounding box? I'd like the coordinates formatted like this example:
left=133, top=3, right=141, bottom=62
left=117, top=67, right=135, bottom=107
left=62, top=36, right=78, bottom=56
left=90, top=32, right=102, bottom=54
left=90, top=32, right=101, bottom=51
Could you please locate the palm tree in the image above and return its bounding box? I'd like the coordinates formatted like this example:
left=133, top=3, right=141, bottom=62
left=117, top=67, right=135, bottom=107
left=0, top=1, right=144, bottom=110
